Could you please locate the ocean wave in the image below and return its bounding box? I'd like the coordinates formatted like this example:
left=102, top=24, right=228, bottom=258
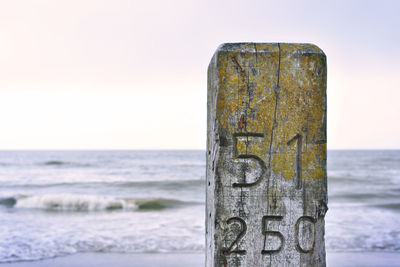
left=0, top=194, right=200, bottom=212
left=0, top=197, right=17, bottom=207
left=116, top=179, right=205, bottom=189
left=0, top=179, right=205, bottom=190
left=373, top=203, right=400, bottom=211
left=330, top=191, right=398, bottom=201
left=328, top=176, right=363, bottom=183
left=0, top=232, right=205, bottom=264
left=43, top=160, right=65, bottom=165
left=41, top=161, right=94, bottom=167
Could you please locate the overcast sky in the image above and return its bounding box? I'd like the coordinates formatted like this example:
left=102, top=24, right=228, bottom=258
left=0, top=0, right=399, bottom=149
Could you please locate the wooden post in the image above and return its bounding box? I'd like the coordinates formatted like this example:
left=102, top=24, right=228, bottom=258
left=206, top=43, right=327, bottom=267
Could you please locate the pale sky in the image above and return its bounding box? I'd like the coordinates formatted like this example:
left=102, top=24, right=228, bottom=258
left=0, top=0, right=399, bottom=149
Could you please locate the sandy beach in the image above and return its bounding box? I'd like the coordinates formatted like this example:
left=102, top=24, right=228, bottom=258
left=2, top=252, right=400, bottom=267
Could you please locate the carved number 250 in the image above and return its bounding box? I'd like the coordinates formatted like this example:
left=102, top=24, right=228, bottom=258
left=223, top=215, right=316, bottom=256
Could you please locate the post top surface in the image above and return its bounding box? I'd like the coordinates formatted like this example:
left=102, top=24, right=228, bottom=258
left=214, top=42, right=325, bottom=56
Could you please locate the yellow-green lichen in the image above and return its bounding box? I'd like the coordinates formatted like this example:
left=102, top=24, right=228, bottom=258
left=215, top=43, right=326, bottom=182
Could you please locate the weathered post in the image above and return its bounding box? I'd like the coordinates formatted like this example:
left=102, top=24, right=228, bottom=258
left=206, top=43, right=327, bottom=267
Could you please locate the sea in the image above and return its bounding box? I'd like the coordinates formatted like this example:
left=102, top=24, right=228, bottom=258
left=0, top=150, right=399, bottom=263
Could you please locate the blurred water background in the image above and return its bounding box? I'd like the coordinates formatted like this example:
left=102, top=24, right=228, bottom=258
left=0, top=150, right=399, bottom=263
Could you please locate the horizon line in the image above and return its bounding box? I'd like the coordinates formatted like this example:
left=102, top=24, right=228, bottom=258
left=0, top=148, right=399, bottom=151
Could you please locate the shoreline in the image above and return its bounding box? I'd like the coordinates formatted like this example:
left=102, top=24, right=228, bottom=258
left=0, top=253, right=204, bottom=267
left=2, top=252, right=400, bottom=267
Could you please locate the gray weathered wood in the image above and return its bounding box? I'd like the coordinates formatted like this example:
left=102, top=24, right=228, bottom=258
left=206, top=43, right=327, bottom=267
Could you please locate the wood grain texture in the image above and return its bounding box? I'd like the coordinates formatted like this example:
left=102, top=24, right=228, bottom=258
left=206, top=43, right=327, bottom=267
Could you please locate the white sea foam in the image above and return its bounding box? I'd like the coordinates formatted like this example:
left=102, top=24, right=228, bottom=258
left=10, top=194, right=197, bottom=212
left=15, top=194, right=137, bottom=211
